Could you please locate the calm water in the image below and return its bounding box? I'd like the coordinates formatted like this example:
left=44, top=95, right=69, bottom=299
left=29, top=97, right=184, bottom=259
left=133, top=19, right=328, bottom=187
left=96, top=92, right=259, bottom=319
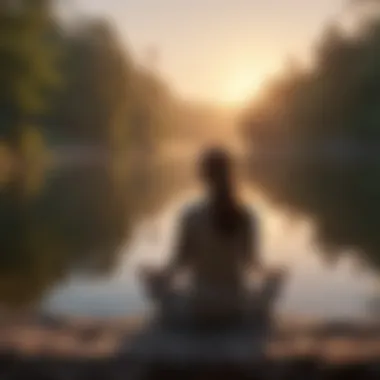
left=40, top=195, right=378, bottom=322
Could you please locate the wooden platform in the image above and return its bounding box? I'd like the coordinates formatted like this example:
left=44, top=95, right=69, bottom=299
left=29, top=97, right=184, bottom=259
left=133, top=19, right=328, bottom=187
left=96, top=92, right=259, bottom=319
left=122, top=323, right=269, bottom=365
left=0, top=316, right=380, bottom=379
left=1, top=316, right=380, bottom=361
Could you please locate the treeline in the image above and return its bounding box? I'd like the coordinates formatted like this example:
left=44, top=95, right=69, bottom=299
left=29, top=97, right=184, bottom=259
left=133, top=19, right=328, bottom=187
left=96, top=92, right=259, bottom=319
left=0, top=0, right=179, bottom=308
left=1, top=0, right=176, bottom=188
left=243, top=10, right=380, bottom=269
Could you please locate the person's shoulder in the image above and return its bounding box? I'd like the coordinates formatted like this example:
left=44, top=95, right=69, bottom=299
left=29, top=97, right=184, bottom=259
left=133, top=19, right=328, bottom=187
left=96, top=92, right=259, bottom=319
left=179, top=200, right=206, bottom=224
left=238, top=203, right=258, bottom=228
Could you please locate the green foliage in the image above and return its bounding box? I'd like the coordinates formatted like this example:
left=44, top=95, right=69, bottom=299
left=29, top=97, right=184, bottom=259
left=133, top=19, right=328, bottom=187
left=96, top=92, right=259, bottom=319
left=0, top=0, right=61, bottom=143
left=49, top=19, right=132, bottom=145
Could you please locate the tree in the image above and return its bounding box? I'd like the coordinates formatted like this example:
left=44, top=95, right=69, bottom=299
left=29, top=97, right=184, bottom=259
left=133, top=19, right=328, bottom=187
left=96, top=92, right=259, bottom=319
left=0, top=0, right=60, bottom=146
left=244, top=17, right=380, bottom=269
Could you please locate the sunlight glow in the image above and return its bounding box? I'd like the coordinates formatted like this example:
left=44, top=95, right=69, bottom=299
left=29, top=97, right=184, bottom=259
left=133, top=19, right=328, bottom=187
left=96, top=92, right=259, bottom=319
left=222, top=72, right=265, bottom=105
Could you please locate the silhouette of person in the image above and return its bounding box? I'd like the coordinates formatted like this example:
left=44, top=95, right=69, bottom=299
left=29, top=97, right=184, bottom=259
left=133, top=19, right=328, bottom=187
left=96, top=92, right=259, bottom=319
left=142, top=147, right=284, bottom=329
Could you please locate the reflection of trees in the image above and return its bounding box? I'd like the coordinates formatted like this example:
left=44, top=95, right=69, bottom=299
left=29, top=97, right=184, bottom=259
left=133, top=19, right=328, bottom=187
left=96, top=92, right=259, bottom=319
left=0, top=184, right=68, bottom=308
left=243, top=15, right=380, bottom=270
left=0, top=150, right=197, bottom=309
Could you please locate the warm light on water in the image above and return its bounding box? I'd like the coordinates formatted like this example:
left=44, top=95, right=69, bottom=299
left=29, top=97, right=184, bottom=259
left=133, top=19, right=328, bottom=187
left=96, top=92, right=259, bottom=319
left=41, top=193, right=379, bottom=321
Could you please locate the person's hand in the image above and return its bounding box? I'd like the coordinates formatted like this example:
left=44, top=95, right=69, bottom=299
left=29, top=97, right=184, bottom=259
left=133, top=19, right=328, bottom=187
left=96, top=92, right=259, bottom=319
left=139, top=265, right=169, bottom=299
left=266, top=266, right=288, bottom=282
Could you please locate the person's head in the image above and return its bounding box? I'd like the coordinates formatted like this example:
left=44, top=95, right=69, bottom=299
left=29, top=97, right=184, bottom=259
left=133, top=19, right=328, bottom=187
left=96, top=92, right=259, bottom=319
left=199, top=147, right=243, bottom=234
left=200, top=147, right=233, bottom=197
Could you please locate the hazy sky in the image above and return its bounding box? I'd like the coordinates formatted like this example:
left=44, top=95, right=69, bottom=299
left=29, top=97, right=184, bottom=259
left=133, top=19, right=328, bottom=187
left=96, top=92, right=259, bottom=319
left=72, top=0, right=347, bottom=104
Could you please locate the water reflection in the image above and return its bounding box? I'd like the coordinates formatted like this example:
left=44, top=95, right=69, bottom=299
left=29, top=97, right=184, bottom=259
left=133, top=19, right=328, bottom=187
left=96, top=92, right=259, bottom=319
left=0, top=150, right=194, bottom=312
left=0, top=163, right=127, bottom=310
left=41, top=195, right=378, bottom=322
left=1, top=149, right=378, bottom=321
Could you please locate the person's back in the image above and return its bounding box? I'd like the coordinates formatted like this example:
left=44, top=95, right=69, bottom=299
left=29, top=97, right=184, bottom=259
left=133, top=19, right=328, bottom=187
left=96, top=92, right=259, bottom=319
left=178, top=199, right=255, bottom=325
left=179, top=199, right=254, bottom=295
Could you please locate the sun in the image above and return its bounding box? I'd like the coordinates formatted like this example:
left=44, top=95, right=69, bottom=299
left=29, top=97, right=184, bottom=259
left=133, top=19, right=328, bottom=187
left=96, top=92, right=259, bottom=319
left=223, top=72, right=264, bottom=106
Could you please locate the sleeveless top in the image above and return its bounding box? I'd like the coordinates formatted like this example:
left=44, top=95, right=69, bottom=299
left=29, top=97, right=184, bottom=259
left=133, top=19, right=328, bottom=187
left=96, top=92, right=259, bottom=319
left=175, top=201, right=256, bottom=300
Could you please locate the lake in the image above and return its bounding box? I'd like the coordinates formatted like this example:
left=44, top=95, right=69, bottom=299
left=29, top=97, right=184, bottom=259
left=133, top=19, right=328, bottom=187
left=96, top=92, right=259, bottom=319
left=1, top=151, right=378, bottom=323
left=40, top=192, right=378, bottom=322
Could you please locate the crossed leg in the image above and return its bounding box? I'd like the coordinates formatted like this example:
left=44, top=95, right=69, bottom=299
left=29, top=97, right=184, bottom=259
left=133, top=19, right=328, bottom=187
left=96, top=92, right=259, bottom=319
left=141, top=266, right=286, bottom=330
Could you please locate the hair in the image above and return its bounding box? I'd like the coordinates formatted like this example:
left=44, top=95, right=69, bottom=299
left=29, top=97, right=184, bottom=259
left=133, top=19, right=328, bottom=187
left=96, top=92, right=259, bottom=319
left=200, top=147, right=245, bottom=235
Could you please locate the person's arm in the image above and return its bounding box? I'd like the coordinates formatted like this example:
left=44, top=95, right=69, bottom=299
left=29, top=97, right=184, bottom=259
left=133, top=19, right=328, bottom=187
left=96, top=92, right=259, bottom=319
left=242, top=211, right=261, bottom=274
left=244, top=213, right=286, bottom=280
left=141, top=213, right=193, bottom=299
left=163, top=210, right=193, bottom=279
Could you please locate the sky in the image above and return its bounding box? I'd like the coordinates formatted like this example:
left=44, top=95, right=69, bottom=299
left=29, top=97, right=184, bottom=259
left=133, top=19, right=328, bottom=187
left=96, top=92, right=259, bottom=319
left=69, top=0, right=347, bottom=104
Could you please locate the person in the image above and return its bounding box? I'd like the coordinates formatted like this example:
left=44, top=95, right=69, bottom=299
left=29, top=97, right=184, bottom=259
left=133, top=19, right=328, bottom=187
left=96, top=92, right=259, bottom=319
left=142, top=147, right=284, bottom=329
